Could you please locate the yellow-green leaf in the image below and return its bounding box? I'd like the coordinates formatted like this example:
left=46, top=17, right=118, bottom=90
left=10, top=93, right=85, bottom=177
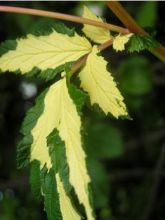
left=82, top=5, right=111, bottom=44
left=31, top=77, right=94, bottom=220
left=40, top=166, right=81, bottom=220
left=0, top=31, right=91, bottom=74
left=113, top=33, right=133, bottom=51
left=79, top=46, right=127, bottom=118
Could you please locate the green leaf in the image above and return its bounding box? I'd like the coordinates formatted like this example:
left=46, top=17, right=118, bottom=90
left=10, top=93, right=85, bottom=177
left=118, top=55, right=153, bottom=96
left=136, top=2, right=157, bottom=28
left=127, top=34, right=158, bottom=53
left=86, top=122, right=123, bottom=159
left=88, top=158, right=109, bottom=209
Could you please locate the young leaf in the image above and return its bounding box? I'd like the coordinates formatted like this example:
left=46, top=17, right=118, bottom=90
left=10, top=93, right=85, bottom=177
left=79, top=46, right=127, bottom=118
left=29, top=77, right=94, bottom=219
left=113, top=34, right=133, bottom=52
left=127, top=34, right=157, bottom=53
left=82, top=5, right=111, bottom=44
left=0, top=30, right=91, bottom=76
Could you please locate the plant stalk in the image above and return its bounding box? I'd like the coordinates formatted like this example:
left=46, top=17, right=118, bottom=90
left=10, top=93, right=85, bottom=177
left=106, top=1, right=165, bottom=62
left=70, top=39, right=113, bottom=76
left=0, top=5, right=129, bottom=34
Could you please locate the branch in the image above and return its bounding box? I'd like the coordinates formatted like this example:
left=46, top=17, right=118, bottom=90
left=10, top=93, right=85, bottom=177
left=106, top=1, right=165, bottom=62
left=0, top=5, right=129, bottom=34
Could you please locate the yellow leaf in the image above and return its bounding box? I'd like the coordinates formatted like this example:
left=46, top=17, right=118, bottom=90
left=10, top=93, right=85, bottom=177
left=0, top=31, right=91, bottom=74
left=56, top=173, right=81, bottom=220
left=82, top=5, right=111, bottom=44
left=31, top=77, right=94, bottom=220
left=113, top=33, right=133, bottom=51
left=79, top=46, right=127, bottom=118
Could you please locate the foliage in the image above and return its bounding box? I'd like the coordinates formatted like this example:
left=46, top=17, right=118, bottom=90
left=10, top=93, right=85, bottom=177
left=127, top=34, right=157, bottom=53
left=136, top=1, right=157, bottom=28
left=0, top=6, right=130, bottom=220
left=82, top=5, right=111, bottom=44
left=0, top=2, right=164, bottom=220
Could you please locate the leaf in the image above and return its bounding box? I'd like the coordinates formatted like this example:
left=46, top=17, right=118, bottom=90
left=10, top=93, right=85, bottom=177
left=30, top=133, right=82, bottom=220
left=41, top=168, right=62, bottom=220
left=118, top=55, right=153, bottom=96
left=0, top=40, right=17, bottom=56
left=0, top=22, right=74, bottom=57
left=79, top=46, right=127, bottom=118
left=82, top=5, right=111, bottom=44
left=68, top=83, right=87, bottom=114
left=127, top=34, right=158, bottom=53
left=113, top=34, right=133, bottom=52
left=17, top=89, right=48, bottom=169
left=0, top=30, right=91, bottom=77
left=30, top=160, right=41, bottom=200
left=88, top=158, right=109, bottom=209
left=47, top=129, right=71, bottom=194
left=136, top=2, right=157, bottom=28
left=27, top=77, right=94, bottom=219
left=55, top=173, right=81, bottom=220
left=28, top=20, right=75, bottom=37
left=47, top=130, right=82, bottom=220
left=86, top=122, right=123, bottom=159
left=41, top=167, right=80, bottom=220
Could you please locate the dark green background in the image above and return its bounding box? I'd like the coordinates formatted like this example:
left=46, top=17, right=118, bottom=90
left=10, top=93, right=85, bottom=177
left=0, top=1, right=165, bottom=220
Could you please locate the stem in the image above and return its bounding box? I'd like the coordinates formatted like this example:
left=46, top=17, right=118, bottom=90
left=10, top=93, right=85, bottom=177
left=0, top=5, right=129, bottom=34
left=71, top=55, right=88, bottom=76
left=98, top=38, right=113, bottom=51
left=106, top=1, right=165, bottom=62
left=0, top=5, right=122, bottom=78
left=70, top=38, right=113, bottom=76
left=106, top=1, right=146, bottom=34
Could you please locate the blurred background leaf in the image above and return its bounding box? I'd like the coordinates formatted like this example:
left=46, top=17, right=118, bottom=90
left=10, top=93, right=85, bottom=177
left=136, top=1, right=157, bottom=28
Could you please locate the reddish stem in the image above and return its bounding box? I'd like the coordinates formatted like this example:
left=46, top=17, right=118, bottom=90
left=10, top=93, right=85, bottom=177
left=0, top=5, right=129, bottom=34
